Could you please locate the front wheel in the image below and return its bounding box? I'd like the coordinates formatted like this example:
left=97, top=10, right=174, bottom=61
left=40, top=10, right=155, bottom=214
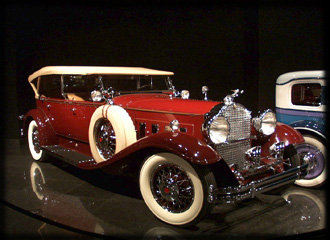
left=139, top=153, right=216, bottom=226
left=295, top=135, right=327, bottom=187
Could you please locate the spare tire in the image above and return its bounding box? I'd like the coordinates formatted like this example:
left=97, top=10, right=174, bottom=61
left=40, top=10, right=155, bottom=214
left=88, top=105, right=137, bottom=163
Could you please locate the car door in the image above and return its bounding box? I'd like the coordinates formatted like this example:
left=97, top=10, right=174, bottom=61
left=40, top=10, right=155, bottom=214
left=38, top=75, right=68, bottom=136
left=62, top=75, right=100, bottom=143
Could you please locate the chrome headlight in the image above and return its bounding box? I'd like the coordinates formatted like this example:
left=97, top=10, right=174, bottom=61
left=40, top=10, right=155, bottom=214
left=207, top=116, right=230, bottom=144
left=181, top=90, right=190, bottom=99
left=253, top=109, right=277, bottom=135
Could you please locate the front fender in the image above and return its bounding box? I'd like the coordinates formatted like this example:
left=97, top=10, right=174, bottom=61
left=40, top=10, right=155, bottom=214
left=138, top=132, right=223, bottom=165
left=23, top=108, right=57, bottom=146
left=90, top=132, right=239, bottom=187
left=289, top=120, right=327, bottom=140
left=260, top=122, right=304, bottom=157
left=272, top=122, right=305, bottom=146
left=80, top=132, right=227, bottom=170
left=97, top=132, right=223, bottom=167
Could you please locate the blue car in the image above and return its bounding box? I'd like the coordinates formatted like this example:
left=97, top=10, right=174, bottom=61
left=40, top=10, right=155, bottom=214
left=276, top=71, right=327, bottom=187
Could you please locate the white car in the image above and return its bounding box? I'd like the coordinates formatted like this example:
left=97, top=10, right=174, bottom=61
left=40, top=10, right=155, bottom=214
left=276, top=70, right=327, bottom=187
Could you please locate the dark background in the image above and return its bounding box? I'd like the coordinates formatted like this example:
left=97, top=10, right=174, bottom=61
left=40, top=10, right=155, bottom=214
left=3, top=2, right=325, bottom=141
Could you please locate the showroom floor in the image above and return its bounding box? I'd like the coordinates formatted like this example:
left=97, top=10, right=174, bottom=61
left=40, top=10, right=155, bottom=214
left=1, top=142, right=327, bottom=239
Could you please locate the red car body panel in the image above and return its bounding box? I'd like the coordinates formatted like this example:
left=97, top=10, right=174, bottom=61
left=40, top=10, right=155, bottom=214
left=114, top=94, right=219, bottom=115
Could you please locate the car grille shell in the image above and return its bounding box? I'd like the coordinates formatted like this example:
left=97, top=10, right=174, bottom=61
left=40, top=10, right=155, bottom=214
left=216, top=103, right=252, bottom=170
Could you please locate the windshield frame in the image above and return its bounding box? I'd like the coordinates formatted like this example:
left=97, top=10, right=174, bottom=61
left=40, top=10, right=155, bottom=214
left=97, top=74, right=174, bottom=95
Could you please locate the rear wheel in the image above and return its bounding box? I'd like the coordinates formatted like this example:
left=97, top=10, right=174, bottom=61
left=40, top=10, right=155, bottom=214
left=28, top=120, right=48, bottom=161
left=139, top=153, right=216, bottom=226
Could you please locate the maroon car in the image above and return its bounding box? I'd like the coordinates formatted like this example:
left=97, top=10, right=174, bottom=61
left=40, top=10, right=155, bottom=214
left=21, top=66, right=308, bottom=226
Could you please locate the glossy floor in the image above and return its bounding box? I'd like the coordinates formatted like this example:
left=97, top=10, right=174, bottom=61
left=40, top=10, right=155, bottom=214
left=2, top=142, right=327, bottom=239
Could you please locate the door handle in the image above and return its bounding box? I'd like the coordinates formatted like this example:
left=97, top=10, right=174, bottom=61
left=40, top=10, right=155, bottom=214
left=71, top=108, right=76, bottom=112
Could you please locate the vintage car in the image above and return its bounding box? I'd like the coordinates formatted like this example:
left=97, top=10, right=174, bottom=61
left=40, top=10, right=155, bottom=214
left=22, top=66, right=308, bottom=226
left=276, top=71, right=327, bottom=187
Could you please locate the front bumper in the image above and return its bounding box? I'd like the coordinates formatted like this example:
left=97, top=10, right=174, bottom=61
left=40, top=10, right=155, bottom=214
left=208, top=163, right=308, bottom=203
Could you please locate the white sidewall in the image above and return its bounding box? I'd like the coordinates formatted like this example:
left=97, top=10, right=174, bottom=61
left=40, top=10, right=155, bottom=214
left=295, top=135, right=327, bottom=187
left=28, top=120, right=43, bottom=161
left=139, top=153, right=204, bottom=226
left=30, top=162, right=46, bottom=200
left=89, top=105, right=136, bottom=163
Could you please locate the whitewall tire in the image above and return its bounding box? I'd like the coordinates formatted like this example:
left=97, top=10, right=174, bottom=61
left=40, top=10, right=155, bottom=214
left=89, top=105, right=137, bottom=163
left=139, top=153, right=215, bottom=226
left=28, top=120, right=47, bottom=161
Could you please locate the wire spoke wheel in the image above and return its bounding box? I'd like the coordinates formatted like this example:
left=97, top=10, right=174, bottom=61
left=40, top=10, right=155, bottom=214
left=94, top=118, right=116, bottom=160
left=139, top=153, right=216, bottom=226
left=151, top=164, right=194, bottom=213
left=32, top=127, right=41, bottom=154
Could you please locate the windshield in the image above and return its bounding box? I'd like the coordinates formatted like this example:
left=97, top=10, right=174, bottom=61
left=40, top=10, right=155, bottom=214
left=61, top=74, right=173, bottom=101
left=98, top=75, right=172, bottom=93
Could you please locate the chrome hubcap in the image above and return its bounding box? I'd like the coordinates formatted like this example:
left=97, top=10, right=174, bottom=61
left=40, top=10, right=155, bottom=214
left=296, top=143, right=325, bottom=180
left=94, top=118, right=116, bottom=160
left=151, top=164, right=194, bottom=213
left=301, top=152, right=317, bottom=171
left=32, top=128, right=41, bottom=153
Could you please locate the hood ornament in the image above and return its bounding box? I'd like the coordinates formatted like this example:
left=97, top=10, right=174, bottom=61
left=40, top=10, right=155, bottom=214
left=223, top=89, right=244, bottom=106
left=202, top=86, right=209, bottom=101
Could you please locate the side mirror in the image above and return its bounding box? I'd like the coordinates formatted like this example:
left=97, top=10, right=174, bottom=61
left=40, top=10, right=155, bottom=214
left=202, top=86, right=209, bottom=100
left=91, top=90, right=103, bottom=102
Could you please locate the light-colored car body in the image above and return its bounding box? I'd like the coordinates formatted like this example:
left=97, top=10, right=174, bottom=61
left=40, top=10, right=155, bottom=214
left=276, top=71, right=327, bottom=187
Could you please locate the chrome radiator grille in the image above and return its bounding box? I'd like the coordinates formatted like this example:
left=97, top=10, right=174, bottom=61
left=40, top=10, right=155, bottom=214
left=216, top=139, right=251, bottom=169
left=217, top=103, right=252, bottom=169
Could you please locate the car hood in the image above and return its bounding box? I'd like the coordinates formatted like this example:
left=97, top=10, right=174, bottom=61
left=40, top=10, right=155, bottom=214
left=114, top=93, right=221, bottom=115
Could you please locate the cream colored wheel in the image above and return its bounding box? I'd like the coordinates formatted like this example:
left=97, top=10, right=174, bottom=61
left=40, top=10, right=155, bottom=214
left=89, top=105, right=136, bottom=163
left=139, top=153, right=215, bottom=226
left=28, top=120, right=47, bottom=161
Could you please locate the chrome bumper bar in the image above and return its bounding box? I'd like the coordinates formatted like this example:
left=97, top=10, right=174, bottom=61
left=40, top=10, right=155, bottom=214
left=208, top=164, right=308, bottom=203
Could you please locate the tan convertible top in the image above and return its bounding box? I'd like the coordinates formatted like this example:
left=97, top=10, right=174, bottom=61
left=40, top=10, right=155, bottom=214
left=29, top=66, right=174, bottom=99
left=28, top=66, right=174, bottom=82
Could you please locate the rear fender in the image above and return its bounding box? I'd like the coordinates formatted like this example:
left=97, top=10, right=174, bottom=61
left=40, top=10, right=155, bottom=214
left=289, top=120, right=327, bottom=140
left=23, top=108, right=57, bottom=146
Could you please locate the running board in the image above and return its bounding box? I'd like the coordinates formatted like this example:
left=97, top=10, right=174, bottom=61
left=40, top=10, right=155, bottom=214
left=42, top=145, right=96, bottom=167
